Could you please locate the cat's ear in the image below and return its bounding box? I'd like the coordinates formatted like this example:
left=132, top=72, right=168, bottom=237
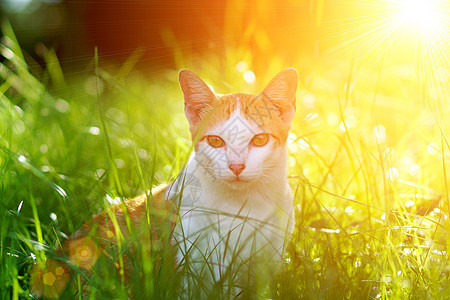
left=179, top=70, right=218, bottom=125
left=261, top=68, right=298, bottom=124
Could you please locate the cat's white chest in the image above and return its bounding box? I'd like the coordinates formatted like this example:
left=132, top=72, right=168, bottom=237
left=168, top=155, right=294, bottom=283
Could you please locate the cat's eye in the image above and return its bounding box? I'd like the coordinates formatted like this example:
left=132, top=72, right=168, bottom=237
left=251, top=133, right=269, bottom=147
left=206, top=135, right=225, bottom=148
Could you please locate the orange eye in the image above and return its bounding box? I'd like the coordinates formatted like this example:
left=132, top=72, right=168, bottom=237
left=251, top=133, right=269, bottom=147
left=206, top=135, right=225, bottom=148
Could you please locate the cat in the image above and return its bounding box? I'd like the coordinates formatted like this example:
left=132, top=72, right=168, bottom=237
left=29, top=68, right=298, bottom=298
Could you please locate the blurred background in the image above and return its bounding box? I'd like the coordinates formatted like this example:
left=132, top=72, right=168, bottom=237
left=0, top=0, right=405, bottom=71
left=0, top=0, right=317, bottom=69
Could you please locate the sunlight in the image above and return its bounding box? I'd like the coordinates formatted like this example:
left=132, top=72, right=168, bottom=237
left=393, top=0, right=443, bottom=34
left=323, top=0, right=450, bottom=115
left=325, top=0, right=450, bottom=71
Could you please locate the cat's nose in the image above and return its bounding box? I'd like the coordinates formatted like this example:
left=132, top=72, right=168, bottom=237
left=229, top=163, right=245, bottom=176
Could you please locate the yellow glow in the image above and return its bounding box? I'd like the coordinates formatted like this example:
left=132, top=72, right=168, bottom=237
left=394, top=0, right=444, bottom=34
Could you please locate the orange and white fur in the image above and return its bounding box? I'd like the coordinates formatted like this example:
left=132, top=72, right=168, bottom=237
left=173, top=68, right=297, bottom=291
left=30, top=68, right=297, bottom=297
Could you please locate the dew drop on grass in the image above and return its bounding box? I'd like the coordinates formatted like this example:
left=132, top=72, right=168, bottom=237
left=89, top=126, right=100, bottom=135
left=13, top=105, right=23, bottom=117
left=288, top=133, right=297, bottom=142
left=95, top=169, right=105, bottom=178
left=243, top=70, right=256, bottom=84
left=339, top=116, right=357, bottom=132
left=163, top=165, right=171, bottom=174
left=344, top=206, right=354, bottom=215
left=386, top=167, right=399, bottom=181
left=347, top=116, right=357, bottom=127
left=137, top=148, right=149, bottom=159
left=434, top=208, right=443, bottom=215
left=118, top=138, right=131, bottom=148
left=17, top=201, right=23, bottom=214
left=50, top=212, right=57, bottom=221
left=18, top=155, right=28, bottom=164
left=405, top=200, right=415, bottom=208
left=236, top=61, right=248, bottom=72
left=2, top=47, right=13, bottom=59
left=40, top=144, right=48, bottom=153
left=383, top=147, right=396, bottom=160
left=54, top=185, right=67, bottom=198
left=55, top=99, right=70, bottom=113
left=305, top=112, right=321, bottom=126
left=403, top=248, right=413, bottom=255
left=105, top=194, right=121, bottom=205
left=373, top=125, right=386, bottom=143
left=302, top=93, right=316, bottom=108
left=298, top=138, right=310, bottom=150
left=115, top=159, right=125, bottom=169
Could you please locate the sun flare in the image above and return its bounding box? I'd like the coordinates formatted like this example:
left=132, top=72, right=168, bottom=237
left=393, top=0, right=445, bottom=34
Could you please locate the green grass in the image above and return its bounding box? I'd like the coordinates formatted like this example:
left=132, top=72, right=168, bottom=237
left=1, top=21, right=449, bottom=299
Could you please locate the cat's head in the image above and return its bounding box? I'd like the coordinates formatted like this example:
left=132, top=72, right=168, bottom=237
left=179, top=68, right=297, bottom=189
